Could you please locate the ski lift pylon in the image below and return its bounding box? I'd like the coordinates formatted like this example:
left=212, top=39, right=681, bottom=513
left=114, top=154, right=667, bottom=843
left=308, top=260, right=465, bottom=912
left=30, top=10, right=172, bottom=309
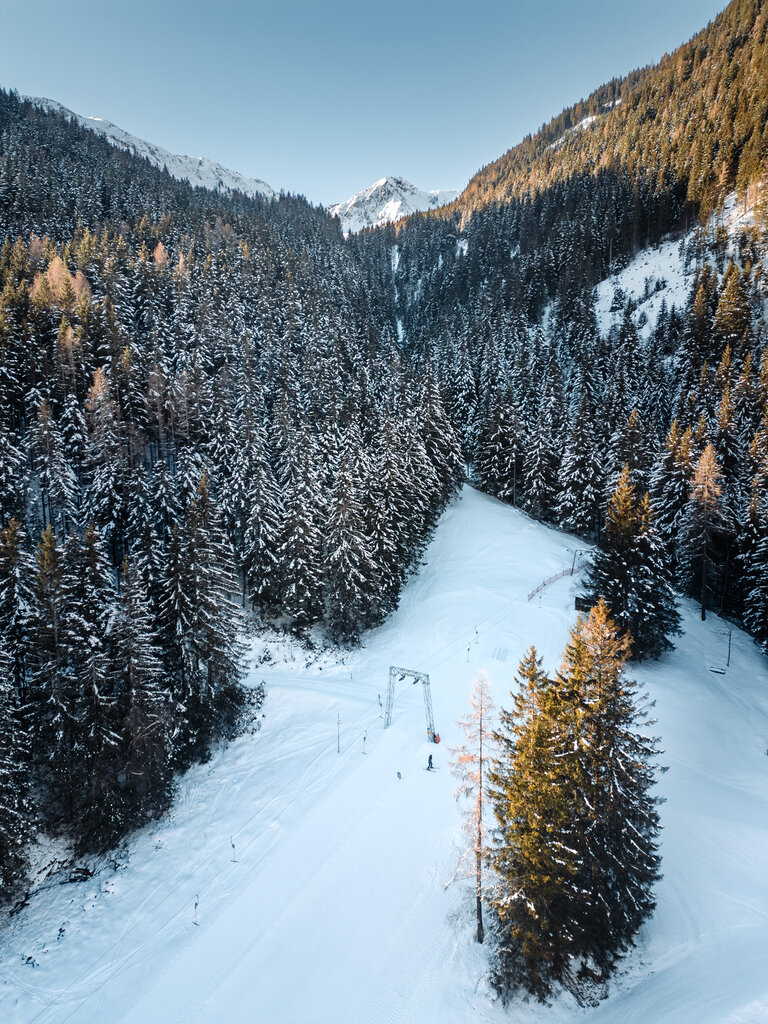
left=384, top=666, right=436, bottom=739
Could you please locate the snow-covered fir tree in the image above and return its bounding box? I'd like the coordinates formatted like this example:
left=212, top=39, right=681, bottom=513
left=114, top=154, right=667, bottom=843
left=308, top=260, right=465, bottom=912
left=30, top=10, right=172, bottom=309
left=584, top=465, right=681, bottom=659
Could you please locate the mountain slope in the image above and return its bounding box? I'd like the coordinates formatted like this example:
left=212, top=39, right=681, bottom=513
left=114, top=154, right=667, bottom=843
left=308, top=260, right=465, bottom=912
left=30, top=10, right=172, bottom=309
left=26, top=96, right=276, bottom=200
left=2, top=487, right=766, bottom=1024
left=329, top=176, right=458, bottom=233
left=447, top=0, right=768, bottom=220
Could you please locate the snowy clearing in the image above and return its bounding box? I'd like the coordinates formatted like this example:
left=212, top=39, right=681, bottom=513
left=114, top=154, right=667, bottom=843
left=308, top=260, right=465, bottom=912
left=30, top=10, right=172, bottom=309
left=594, top=188, right=765, bottom=340
left=594, top=239, right=691, bottom=339
left=1, top=486, right=767, bottom=1024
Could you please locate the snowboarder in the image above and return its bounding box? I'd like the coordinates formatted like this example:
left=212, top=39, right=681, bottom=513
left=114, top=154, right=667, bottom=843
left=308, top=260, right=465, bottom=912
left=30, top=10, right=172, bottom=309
left=427, top=754, right=434, bottom=771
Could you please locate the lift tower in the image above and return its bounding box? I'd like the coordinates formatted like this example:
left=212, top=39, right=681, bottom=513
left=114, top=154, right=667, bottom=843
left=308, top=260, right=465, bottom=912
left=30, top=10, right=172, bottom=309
left=384, top=666, right=437, bottom=741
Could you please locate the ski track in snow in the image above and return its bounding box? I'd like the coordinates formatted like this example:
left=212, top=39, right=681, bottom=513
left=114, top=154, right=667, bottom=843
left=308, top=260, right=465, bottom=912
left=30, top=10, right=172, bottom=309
left=1, top=486, right=767, bottom=1023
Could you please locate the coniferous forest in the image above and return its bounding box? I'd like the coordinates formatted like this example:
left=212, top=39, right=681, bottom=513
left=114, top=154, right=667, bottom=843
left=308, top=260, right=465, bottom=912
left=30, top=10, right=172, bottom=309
left=0, top=91, right=463, bottom=893
left=1, top=0, right=768, bottom=1005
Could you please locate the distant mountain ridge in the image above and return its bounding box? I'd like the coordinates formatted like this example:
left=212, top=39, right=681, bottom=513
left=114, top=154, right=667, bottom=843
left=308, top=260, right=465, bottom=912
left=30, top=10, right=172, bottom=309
left=25, top=96, right=276, bottom=200
left=329, top=176, right=459, bottom=234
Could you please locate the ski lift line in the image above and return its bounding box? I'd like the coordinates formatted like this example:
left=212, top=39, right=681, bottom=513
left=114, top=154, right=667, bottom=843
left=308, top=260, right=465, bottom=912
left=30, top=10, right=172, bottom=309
left=411, top=561, right=581, bottom=679
left=383, top=666, right=436, bottom=737
left=414, top=566, right=579, bottom=681
left=33, top=570, right=582, bottom=1022
left=411, top=588, right=537, bottom=679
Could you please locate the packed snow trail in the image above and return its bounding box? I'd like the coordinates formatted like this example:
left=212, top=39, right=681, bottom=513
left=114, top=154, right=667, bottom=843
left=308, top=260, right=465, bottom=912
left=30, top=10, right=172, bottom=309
left=1, top=487, right=767, bottom=1023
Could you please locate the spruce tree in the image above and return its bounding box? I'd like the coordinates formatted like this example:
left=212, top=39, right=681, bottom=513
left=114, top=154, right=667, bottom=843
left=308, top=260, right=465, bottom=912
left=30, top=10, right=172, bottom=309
left=278, top=443, right=323, bottom=627
left=324, top=440, right=381, bottom=643
left=163, top=470, right=245, bottom=756
left=522, top=409, right=558, bottom=523
left=112, top=558, right=174, bottom=825
left=740, top=483, right=768, bottom=647
left=0, top=518, right=35, bottom=698
left=61, top=525, right=122, bottom=852
left=29, top=524, right=75, bottom=826
left=487, top=648, right=573, bottom=999
left=649, top=420, right=694, bottom=557
left=420, top=365, right=464, bottom=507
left=584, top=466, right=680, bottom=659
left=488, top=607, right=663, bottom=999
left=0, top=630, right=33, bottom=906
left=243, top=444, right=283, bottom=615
left=678, top=443, right=729, bottom=619
left=475, top=390, right=525, bottom=506
left=555, top=602, right=663, bottom=977
left=556, top=393, right=603, bottom=538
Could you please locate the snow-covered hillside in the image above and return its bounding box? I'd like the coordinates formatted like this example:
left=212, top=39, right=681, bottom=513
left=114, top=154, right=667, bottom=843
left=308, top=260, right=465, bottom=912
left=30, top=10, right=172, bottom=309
left=594, top=238, right=692, bottom=339
left=2, top=486, right=767, bottom=1024
left=595, top=189, right=765, bottom=340
left=26, top=97, right=275, bottom=200
left=329, top=176, right=459, bottom=234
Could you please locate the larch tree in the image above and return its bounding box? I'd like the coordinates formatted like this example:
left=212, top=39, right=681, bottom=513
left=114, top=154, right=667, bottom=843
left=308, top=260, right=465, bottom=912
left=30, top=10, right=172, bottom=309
left=450, top=670, right=495, bottom=944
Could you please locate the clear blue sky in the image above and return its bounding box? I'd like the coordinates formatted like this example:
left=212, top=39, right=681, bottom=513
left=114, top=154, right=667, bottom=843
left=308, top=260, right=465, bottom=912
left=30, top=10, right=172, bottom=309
left=0, top=0, right=728, bottom=206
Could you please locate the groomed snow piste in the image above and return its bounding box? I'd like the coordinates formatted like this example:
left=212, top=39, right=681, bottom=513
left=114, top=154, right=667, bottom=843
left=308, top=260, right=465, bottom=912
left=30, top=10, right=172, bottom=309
left=1, top=487, right=767, bottom=1024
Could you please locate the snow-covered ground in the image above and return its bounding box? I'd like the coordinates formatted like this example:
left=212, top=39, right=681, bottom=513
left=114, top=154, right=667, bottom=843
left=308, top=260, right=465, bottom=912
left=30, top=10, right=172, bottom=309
left=594, top=238, right=691, bottom=339
left=595, top=188, right=765, bottom=340
left=25, top=97, right=275, bottom=200
left=1, top=486, right=767, bottom=1024
left=329, top=177, right=459, bottom=234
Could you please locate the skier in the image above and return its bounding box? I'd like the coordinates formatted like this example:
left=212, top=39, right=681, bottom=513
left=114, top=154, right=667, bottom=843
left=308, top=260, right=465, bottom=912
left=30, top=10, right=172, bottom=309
left=427, top=754, right=434, bottom=771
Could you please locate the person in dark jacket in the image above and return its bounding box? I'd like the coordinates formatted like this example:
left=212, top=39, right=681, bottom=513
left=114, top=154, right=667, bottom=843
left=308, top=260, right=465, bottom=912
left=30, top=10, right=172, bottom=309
left=427, top=754, right=434, bottom=770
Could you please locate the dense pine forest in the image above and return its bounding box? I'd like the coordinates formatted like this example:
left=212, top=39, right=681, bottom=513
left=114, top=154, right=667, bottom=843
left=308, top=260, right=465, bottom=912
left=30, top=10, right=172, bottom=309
left=2, top=0, right=768, bottom=1005
left=363, top=0, right=768, bottom=653
left=0, top=91, right=462, bottom=899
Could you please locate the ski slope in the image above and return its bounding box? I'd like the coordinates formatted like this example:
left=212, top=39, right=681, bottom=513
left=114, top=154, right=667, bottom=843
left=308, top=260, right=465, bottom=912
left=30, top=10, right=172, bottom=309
left=1, top=487, right=767, bottom=1024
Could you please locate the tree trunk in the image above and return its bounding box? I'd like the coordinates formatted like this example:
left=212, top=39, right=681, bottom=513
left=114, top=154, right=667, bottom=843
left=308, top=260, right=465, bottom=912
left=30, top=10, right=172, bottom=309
left=476, top=844, right=484, bottom=943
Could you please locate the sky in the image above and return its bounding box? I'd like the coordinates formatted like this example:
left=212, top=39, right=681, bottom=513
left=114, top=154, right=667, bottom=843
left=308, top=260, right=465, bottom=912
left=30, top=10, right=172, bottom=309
left=0, top=0, right=729, bottom=207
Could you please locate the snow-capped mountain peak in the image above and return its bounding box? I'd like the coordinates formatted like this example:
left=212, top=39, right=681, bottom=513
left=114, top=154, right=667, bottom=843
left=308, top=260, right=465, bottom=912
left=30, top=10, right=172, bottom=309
left=329, top=176, right=459, bottom=234
left=25, top=96, right=276, bottom=200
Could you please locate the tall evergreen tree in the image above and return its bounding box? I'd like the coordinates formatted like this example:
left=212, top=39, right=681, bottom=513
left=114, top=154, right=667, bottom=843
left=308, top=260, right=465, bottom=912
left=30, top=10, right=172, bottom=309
left=678, top=443, right=729, bottom=619
left=556, top=393, right=603, bottom=538
left=522, top=408, right=558, bottom=523
left=112, top=558, right=174, bottom=824
left=584, top=466, right=680, bottom=659
left=61, top=525, right=122, bottom=851
left=324, top=439, right=381, bottom=643
left=0, top=630, right=33, bottom=905
left=555, top=602, right=663, bottom=976
left=488, top=647, right=573, bottom=999
left=488, top=607, right=663, bottom=1000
